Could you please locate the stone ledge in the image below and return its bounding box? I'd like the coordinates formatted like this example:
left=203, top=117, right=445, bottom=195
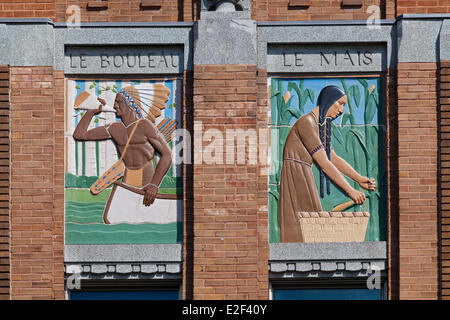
left=65, top=244, right=183, bottom=263
left=65, top=262, right=182, bottom=275
left=270, top=242, right=387, bottom=261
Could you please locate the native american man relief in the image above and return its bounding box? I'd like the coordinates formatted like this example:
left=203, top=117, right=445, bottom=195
left=269, top=78, right=387, bottom=243
left=65, top=79, right=183, bottom=244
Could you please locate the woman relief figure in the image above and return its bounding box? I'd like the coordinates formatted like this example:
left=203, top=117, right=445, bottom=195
left=73, top=86, right=174, bottom=225
left=279, top=85, right=376, bottom=243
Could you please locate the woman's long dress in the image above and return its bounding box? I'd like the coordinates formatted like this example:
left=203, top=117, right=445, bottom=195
left=279, top=112, right=324, bottom=243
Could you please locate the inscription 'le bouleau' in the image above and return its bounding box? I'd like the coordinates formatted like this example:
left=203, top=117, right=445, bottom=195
left=69, top=51, right=179, bottom=69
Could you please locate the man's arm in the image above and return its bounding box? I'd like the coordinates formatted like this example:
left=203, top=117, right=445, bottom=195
left=142, top=119, right=172, bottom=206
left=73, top=98, right=110, bottom=141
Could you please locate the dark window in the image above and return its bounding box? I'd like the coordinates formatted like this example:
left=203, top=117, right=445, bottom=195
left=68, top=279, right=180, bottom=300
left=273, top=288, right=382, bottom=300
left=70, top=289, right=179, bottom=300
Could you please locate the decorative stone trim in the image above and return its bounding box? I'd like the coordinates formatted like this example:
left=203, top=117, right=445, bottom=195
left=269, top=242, right=387, bottom=279
left=65, top=262, right=182, bottom=280
left=64, top=244, right=183, bottom=280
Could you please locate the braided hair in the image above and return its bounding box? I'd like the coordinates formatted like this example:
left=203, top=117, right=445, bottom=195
left=317, top=86, right=346, bottom=198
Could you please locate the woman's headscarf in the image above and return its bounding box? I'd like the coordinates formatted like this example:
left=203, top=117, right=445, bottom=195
left=317, top=85, right=346, bottom=198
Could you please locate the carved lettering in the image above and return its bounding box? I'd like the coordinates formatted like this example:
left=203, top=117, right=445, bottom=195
left=100, top=54, right=110, bottom=68
left=80, top=54, right=87, bottom=68
left=283, top=52, right=292, bottom=67
left=138, top=53, right=146, bottom=68
left=343, top=50, right=354, bottom=66
left=320, top=52, right=330, bottom=66
left=295, top=52, right=304, bottom=67
left=113, top=55, right=124, bottom=68
left=363, top=51, right=373, bottom=65
left=160, top=52, right=169, bottom=68
left=148, top=53, right=156, bottom=68
left=126, top=54, right=136, bottom=68
left=70, top=54, right=76, bottom=68
left=171, top=53, right=178, bottom=68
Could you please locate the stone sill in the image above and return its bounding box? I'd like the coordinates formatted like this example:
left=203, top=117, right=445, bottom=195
left=65, top=244, right=183, bottom=263
left=270, top=242, right=387, bottom=261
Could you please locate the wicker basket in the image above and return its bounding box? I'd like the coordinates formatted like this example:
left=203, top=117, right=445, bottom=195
left=296, top=211, right=370, bottom=243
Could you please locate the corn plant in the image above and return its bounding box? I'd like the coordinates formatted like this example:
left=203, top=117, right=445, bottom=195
left=342, top=78, right=385, bottom=241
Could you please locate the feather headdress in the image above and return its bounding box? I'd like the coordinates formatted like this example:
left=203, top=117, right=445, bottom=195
left=73, top=83, right=178, bottom=142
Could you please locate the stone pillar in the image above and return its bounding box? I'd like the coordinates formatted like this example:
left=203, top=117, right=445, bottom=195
left=192, top=1, right=268, bottom=299
left=396, top=17, right=440, bottom=300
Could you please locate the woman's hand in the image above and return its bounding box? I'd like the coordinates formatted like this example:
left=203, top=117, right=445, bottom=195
left=358, top=177, right=376, bottom=191
left=143, top=184, right=158, bottom=207
left=347, top=188, right=366, bottom=205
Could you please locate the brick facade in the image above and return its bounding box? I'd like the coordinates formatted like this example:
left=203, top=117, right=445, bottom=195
left=192, top=64, right=267, bottom=299
left=0, top=1, right=56, bottom=19
left=440, top=60, right=450, bottom=299
left=397, top=62, right=439, bottom=299
left=397, top=1, right=450, bottom=14
left=250, top=0, right=396, bottom=21
left=10, top=67, right=64, bottom=300
left=0, top=65, right=10, bottom=300
left=0, top=0, right=449, bottom=301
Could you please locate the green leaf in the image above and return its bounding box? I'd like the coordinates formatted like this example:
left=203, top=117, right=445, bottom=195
left=75, top=85, right=80, bottom=89
left=93, top=81, right=97, bottom=86
left=346, top=128, right=368, bottom=157
left=269, top=185, right=280, bottom=201
left=112, top=89, right=117, bottom=93
left=105, top=86, right=111, bottom=90
left=271, top=90, right=281, bottom=98
left=89, top=85, right=94, bottom=89
left=364, top=94, right=377, bottom=124
left=94, top=118, right=99, bottom=123
left=358, top=79, right=369, bottom=89
left=350, top=85, right=361, bottom=108
left=306, top=88, right=315, bottom=105
left=287, top=82, right=305, bottom=115
left=341, top=113, right=351, bottom=125
left=332, top=123, right=343, bottom=145
left=113, top=84, right=118, bottom=88
left=97, top=89, right=102, bottom=95
left=287, top=108, right=301, bottom=119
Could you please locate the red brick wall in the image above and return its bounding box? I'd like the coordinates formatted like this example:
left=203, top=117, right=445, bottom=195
left=386, top=67, right=400, bottom=300
left=0, top=66, right=10, bottom=300
left=10, top=67, right=64, bottom=300
left=440, top=60, right=450, bottom=299
left=0, top=1, right=55, bottom=19
left=250, top=0, right=395, bottom=21
left=397, top=0, right=450, bottom=14
left=55, top=0, right=179, bottom=22
left=183, top=69, right=194, bottom=300
left=397, top=62, right=438, bottom=299
left=192, top=64, right=268, bottom=299
left=256, top=68, right=269, bottom=299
